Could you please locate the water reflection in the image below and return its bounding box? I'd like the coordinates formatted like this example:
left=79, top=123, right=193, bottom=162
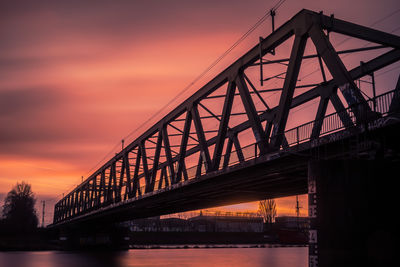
left=0, top=251, right=125, bottom=267
left=0, top=247, right=307, bottom=267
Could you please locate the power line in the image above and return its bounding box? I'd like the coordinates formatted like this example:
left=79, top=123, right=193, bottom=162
left=75, top=4, right=396, bottom=202
left=67, top=0, right=288, bottom=202
left=121, top=0, right=287, bottom=143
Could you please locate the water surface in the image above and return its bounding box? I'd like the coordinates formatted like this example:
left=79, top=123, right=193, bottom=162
left=0, top=247, right=307, bottom=267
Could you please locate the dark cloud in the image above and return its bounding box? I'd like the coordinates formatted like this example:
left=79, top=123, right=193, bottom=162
left=0, top=87, right=77, bottom=157
left=0, top=85, right=153, bottom=162
left=0, top=88, right=60, bottom=117
left=0, top=0, right=269, bottom=52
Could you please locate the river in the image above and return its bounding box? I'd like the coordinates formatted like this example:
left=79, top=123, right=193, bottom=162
left=0, top=246, right=307, bottom=267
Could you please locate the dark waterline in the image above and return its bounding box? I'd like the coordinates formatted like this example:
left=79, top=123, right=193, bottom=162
left=0, top=247, right=307, bottom=267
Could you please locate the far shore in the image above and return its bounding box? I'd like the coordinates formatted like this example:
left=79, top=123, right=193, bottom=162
left=0, top=243, right=307, bottom=252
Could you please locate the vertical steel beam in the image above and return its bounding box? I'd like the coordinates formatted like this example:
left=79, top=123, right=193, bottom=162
left=195, top=153, right=203, bottom=177
left=95, top=175, right=100, bottom=207
left=123, top=153, right=131, bottom=200
left=182, top=161, right=189, bottom=181
left=132, top=148, right=142, bottom=197
left=157, top=167, right=165, bottom=189
left=117, top=159, right=125, bottom=202
left=150, top=131, right=163, bottom=190
left=105, top=168, right=112, bottom=204
left=270, top=33, right=308, bottom=149
left=389, top=74, right=400, bottom=113
left=223, top=136, right=233, bottom=168
left=67, top=195, right=71, bottom=217
left=139, top=142, right=151, bottom=193
left=80, top=190, right=84, bottom=213
left=161, top=126, right=176, bottom=184
left=72, top=194, right=75, bottom=216
left=99, top=170, right=106, bottom=205
left=264, top=120, right=273, bottom=143
left=84, top=183, right=89, bottom=210
left=110, top=163, right=117, bottom=203
left=90, top=176, right=96, bottom=208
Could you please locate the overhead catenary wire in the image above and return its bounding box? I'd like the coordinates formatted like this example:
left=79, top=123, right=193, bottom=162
left=57, top=1, right=399, bottom=203
left=58, top=0, right=288, bottom=202
left=121, top=0, right=287, bottom=143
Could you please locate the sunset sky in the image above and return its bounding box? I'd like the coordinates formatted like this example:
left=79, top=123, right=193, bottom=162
left=1, top=0, right=399, bottom=225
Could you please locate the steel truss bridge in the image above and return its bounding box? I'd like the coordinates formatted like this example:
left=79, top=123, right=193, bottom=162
left=52, top=9, right=400, bottom=226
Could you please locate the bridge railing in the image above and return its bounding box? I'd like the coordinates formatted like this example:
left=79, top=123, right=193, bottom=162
left=282, top=90, right=394, bottom=147
left=182, top=89, right=395, bottom=181
left=154, top=90, right=395, bottom=183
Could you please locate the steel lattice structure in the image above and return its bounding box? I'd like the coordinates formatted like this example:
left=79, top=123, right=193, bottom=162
left=53, top=9, right=400, bottom=225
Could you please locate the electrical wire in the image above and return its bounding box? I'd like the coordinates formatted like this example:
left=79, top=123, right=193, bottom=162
left=56, top=0, right=289, bottom=203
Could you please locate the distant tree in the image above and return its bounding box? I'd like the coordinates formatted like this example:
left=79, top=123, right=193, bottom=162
left=2, top=182, right=38, bottom=233
left=258, top=199, right=277, bottom=224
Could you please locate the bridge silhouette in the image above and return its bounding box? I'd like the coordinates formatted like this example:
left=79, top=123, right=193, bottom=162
left=51, top=9, right=400, bottom=265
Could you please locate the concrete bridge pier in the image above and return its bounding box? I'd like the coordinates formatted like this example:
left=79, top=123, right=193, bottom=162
left=308, top=160, right=396, bottom=267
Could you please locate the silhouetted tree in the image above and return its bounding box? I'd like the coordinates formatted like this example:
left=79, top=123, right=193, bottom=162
left=2, top=182, right=38, bottom=233
left=258, top=199, right=277, bottom=224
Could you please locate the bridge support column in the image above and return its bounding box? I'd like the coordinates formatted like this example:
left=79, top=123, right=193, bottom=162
left=308, top=160, right=396, bottom=267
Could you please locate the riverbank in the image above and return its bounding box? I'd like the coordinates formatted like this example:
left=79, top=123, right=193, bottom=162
left=0, top=229, right=307, bottom=251
left=129, top=243, right=307, bottom=249
left=128, top=230, right=307, bottom=246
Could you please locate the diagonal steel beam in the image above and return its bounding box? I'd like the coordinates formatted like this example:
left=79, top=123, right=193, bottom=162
left=270, top=33, right=308, bottom=149
left=236, top=73, right=268, bottom=154
left=232, top=133, right=245, bottom=163
left=310, top=94, right=330, bottom=140
left=329, top=91, right=355, bottom=128
left=308, top=24, right=375, bottom=123
left=211, top=81, right=236, bottom=170
left=176, top=110, right=192, bottom=183
left=244, top=73, right=270, bottom=110
left=191, top=104, right=212, bottom=172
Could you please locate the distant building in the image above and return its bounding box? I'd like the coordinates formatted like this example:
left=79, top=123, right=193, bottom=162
left=275, top=216, right=309, bottom=229
left=122, top=217, right=191, bottom=232
left=188, top=213, right=263, bottom=232
left=121, top=212, right=264, bottom=232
